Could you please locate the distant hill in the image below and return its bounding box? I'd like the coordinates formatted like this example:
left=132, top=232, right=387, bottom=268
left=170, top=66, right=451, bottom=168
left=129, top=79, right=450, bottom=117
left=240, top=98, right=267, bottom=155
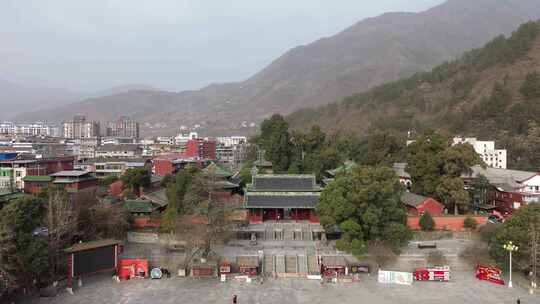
left=287, top=21, right=540, bottom=168
left=0, top=78, right=84, bottom=121
left=14, top=0, right=540, bottom=135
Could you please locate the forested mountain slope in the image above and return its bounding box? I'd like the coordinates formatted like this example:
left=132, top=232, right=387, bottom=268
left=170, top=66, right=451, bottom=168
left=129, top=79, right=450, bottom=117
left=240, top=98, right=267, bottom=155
left=288, top=21, right=540, bottom=170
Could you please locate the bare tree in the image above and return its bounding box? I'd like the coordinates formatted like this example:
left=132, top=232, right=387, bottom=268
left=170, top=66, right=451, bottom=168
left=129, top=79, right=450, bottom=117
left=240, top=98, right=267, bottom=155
left=368, top=241, right=397, bottom=268
left=44, top=187, right=77, bottom=279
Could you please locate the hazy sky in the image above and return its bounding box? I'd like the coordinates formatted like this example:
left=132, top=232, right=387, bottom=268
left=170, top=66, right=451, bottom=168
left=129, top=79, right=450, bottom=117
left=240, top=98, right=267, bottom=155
left=0, top=0, right=444, bottom=92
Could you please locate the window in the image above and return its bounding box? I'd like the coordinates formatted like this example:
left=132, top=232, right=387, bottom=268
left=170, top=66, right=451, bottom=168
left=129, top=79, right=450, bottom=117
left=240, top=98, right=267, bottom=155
left=16, top=171, right=21, bottom=177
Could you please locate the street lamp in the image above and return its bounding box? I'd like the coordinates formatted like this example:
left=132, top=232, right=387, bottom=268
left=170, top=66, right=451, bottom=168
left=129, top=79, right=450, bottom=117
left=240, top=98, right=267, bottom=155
left=503, top=241, right=519, bottom=288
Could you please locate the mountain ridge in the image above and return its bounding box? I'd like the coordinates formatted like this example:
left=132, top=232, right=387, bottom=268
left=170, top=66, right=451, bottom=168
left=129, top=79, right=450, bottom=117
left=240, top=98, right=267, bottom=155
left=13, top=0, right=540, bottom=135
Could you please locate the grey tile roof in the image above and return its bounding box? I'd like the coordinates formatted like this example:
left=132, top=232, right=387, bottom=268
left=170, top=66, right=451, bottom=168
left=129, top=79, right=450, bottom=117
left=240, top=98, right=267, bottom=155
left=245, top=192, right=320, bottom=209
left=464, top=165, right=537, bottom=187
left=401, top=192, right=429, bottom=207
left=251, top=174, right=317, bottom=192
left=50, top=170, right=90, bottom=177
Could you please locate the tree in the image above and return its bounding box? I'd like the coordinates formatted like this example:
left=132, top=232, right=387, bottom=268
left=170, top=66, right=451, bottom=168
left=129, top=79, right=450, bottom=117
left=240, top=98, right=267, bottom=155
left=436, top=176, right=470, bottom=214
left=238, top=161, right=254, bottom=187
left=44, top=186, right=77, bottom=280
left=441, top=143, right=483, bottom=177
left=100, top=175, right=118, bottom=187
left=419, top=212, right=435, bottom=231
left=463, top=217, right=478, bottom=230
left=361, top=131, right=405, bottom=166
left=406, top=132, right=446, bottom=197
left=489, top=204, right=540, bottom=271
left=317, top=166, right=410, bottom=255
left=121, top=168, right=151, bottom=197
left=520, top=71, right=540, bottom=100
left=469, top=174, right=491, bottom=208
left=161, top=166, right=199, bottom=232
left=257, top=114, right=293, bottom=173
left=0, top=198, right=51, bottom=291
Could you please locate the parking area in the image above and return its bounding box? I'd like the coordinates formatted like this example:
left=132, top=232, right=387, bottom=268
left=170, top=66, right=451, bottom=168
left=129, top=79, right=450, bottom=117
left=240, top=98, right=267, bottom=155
left=23, top=271, right=538, bottom=304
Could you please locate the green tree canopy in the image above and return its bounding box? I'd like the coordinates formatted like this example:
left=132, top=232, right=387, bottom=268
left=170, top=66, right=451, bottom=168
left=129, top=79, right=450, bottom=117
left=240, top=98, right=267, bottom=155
left=406, top=132, right=446, bottom=197
left=489, top=204, right=540, bottom=271
left=256, top=114, right=293, bottom=173
left=161, top=166, right=200, bottom=232
left=419, top=212, right=435, bottom=231
left=0, top=197, right=51, bottom=290
left=121, top=168, right=151, bottom=194
left=317, top=166, right=410, bottom=254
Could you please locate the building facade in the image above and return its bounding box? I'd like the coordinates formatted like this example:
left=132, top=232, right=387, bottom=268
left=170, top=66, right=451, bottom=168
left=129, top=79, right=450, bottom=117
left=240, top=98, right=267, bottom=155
left=105, top=116, right=140, bottom=139
left=63, top=115, right=100, bottom=139
left=245, top=173, right=321, bottom=224
left=452, top=137, right=507, bottom=169
left=185, top=138, right=217, bottom=160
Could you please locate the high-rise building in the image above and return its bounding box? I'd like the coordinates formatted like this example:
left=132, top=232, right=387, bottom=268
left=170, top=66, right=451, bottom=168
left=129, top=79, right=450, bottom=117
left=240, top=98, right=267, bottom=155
left=63, top=115, right=100, bottom=139
left=105, top=116, right=140, bottom=139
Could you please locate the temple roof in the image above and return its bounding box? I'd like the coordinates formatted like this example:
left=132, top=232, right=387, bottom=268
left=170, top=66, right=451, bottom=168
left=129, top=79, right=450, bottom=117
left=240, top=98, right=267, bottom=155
left=245, top=192, right=320, bottom=209
left=249, top=174, right=319, bottom=192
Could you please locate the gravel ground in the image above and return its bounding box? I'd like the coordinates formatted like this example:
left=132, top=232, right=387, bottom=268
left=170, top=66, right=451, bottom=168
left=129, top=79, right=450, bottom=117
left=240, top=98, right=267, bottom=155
left=21, top=271, right=538, bottom=304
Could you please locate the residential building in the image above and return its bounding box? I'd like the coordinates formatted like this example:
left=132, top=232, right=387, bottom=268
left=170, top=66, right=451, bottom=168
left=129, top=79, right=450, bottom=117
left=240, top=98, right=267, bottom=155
left=152, top=154, right=208, bottom=176
left=0, top=155, right=74, bottom=192
left=95, top=144, right=143, bottom=158
left=50, top=170, right=98, bottom=193
left=175, top=131, right=198, bottom=146
left=63, top=115, right=100, bottom=139
left=105, top=116, right=140, bottom=139
left=216, top=136, right=247, bottom=147
left=464, top=165, right=540, bottom=213
left=92, top=159, right=148, bottom=178
left=156, top=136, right=175, bottom=145
left=0, top=122, right=61, bottom=137
left=186, top=138, right=217, bottom=160
left=452, top=137, right=507, bottom=169
left=244, top=173, right=322, bottom=224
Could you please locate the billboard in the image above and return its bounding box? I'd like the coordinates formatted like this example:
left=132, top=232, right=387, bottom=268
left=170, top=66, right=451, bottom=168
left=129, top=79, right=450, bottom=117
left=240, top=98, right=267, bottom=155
left=378, top=270, right=413, bottom=285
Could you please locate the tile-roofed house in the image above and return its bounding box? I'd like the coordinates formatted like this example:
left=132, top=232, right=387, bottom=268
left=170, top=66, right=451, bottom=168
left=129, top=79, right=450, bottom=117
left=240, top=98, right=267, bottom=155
left=401, top=192, right=445, bottom=216
left=463, top=165, right=540, bottom=212
left=202, top=162, right=233, bottom=179
left=245, top=173, right=321, bottom=223
left=50, top=170, right=98, bottom=193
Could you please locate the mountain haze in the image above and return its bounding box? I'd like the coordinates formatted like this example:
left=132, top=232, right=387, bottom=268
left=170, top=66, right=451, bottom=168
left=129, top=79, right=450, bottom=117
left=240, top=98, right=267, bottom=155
left=14, top=0, right=540, bottom=135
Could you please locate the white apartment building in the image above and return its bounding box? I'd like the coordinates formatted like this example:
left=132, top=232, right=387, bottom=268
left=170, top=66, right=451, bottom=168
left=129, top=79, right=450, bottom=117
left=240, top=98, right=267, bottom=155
left=175, top=132, right=198, bottom=146
left=216, top=136, right=247, bottom=147
left=453, top=137, right=507, bottom=169
left=0, top=122, right=61, bottom=137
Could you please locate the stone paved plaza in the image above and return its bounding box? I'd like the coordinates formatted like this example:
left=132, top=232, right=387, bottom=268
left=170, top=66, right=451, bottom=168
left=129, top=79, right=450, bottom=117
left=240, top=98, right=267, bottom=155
left=22, top=271, right=538, bottom=304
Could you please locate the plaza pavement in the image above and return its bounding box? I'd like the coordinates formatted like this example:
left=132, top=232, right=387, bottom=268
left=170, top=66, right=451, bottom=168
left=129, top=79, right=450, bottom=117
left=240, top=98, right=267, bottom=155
left=23, top=271, right=538, bottom=304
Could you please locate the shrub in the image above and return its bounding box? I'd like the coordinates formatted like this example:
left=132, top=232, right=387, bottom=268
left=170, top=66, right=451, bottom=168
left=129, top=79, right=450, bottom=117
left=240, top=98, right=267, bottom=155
left=463, top=217, right=478, bottom=230
left=426, top=250, right=447, bottom=266
left=478, top=223, right=498, bottom=243
left=419, top=212, right=435, bottom=231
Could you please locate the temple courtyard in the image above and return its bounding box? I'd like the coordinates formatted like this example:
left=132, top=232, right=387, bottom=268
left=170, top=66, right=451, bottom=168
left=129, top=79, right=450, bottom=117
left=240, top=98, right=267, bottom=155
left=23, top=271, right=538, bottom=304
